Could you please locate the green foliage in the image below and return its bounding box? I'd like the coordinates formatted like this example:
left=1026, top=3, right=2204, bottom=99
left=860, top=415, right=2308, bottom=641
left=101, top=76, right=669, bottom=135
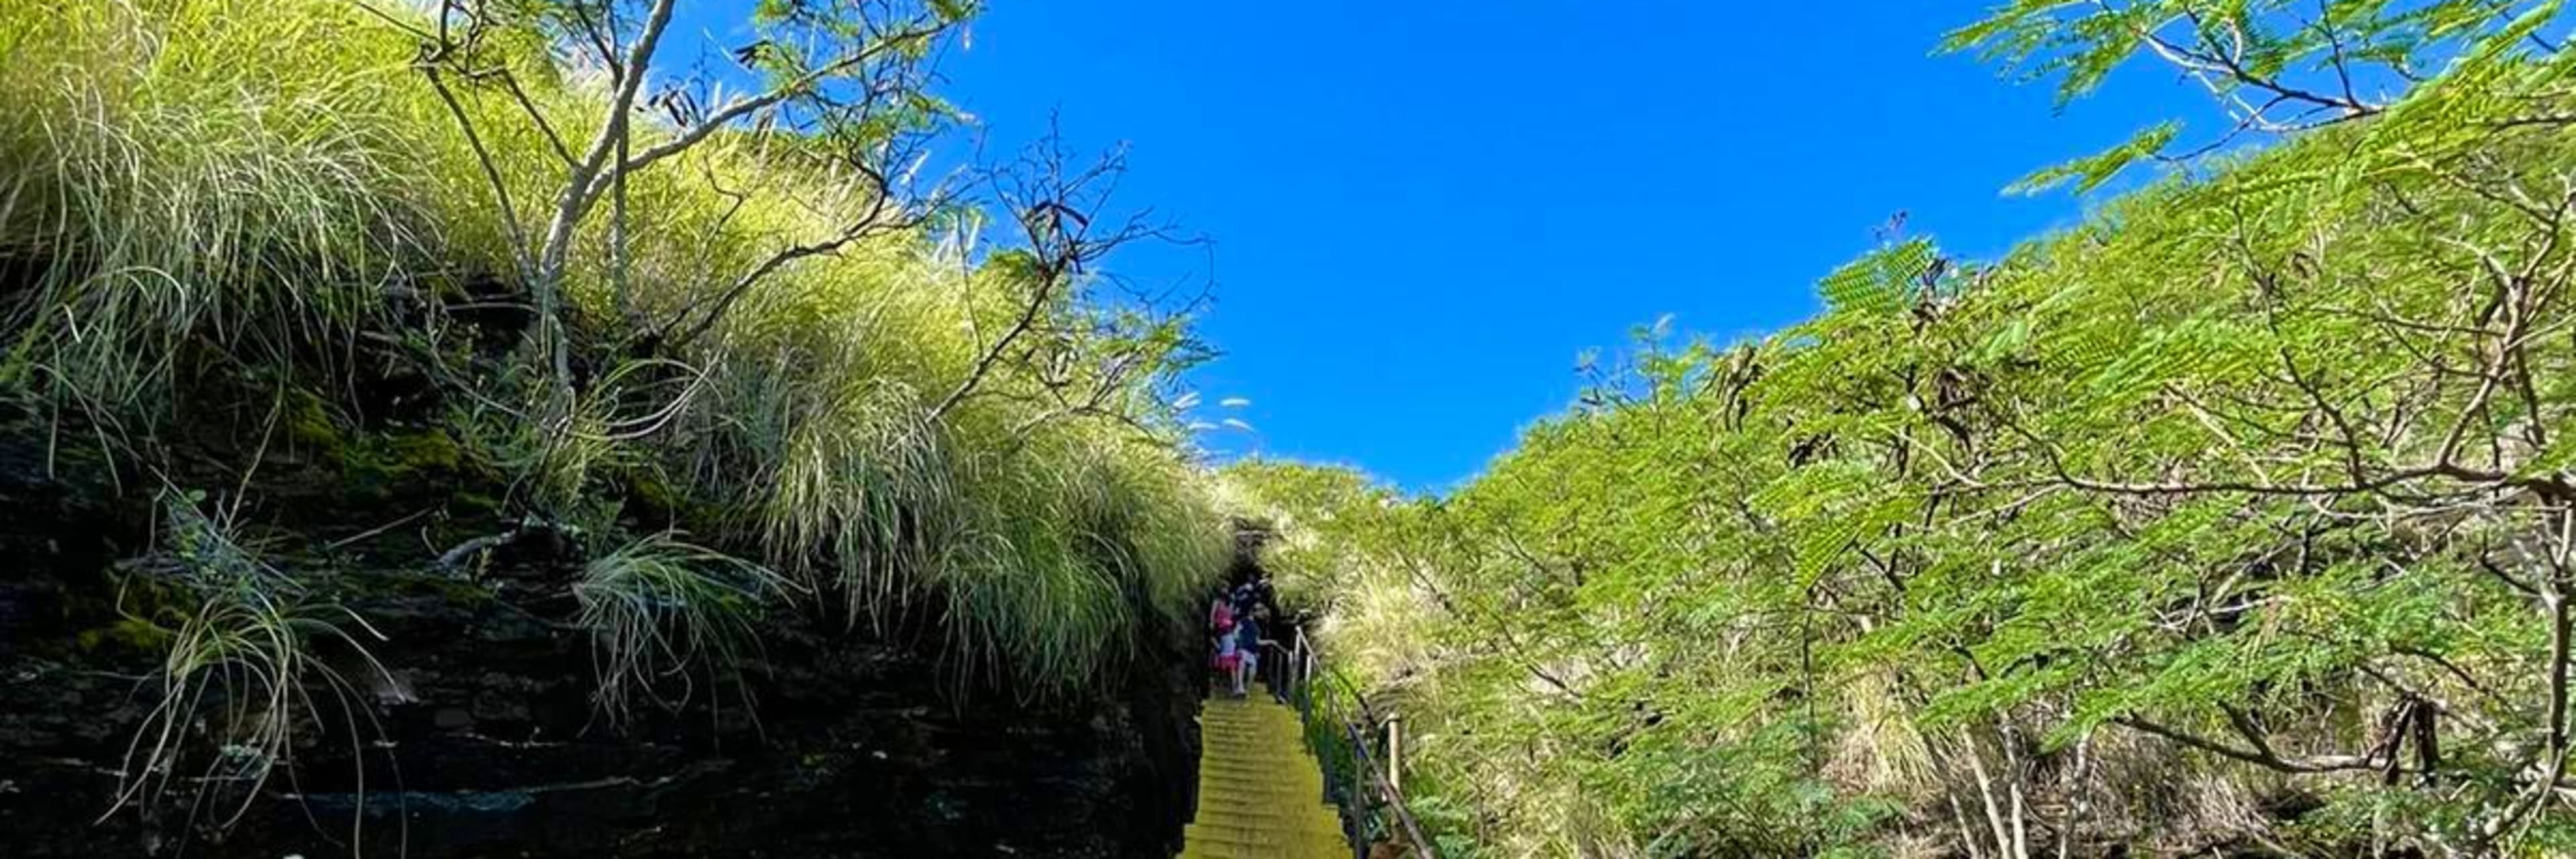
left=107, top=490, right=393, bottom=835
left=1947, top=0, right=2561, bottom=197
left=576, top=532, right=792, bottom=724
left=0, top=0, right=432, bottom=440
left=1262, top=13, right=2576, bottom=857
left=0, top=0, right=1231, bottom=705
left=1940, top=0, right=2529, bottom=107
left=2004, top=121, right=2180, bottom=195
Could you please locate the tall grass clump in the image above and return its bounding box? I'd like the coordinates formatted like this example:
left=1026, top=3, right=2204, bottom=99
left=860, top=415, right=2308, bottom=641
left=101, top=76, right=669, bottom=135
left=0, top=0, right=1232, bottom=713
left=575, top=532, right=792, bottom=724
left=108, top=490, right=392, bottom=836
left=1091, top=450, right=1238, bottom=619
left=913, top=421, right=1229, bottom=693
left=637, top=203, right=1231, bottom=691
left=0, top=1, right=437, bottom=439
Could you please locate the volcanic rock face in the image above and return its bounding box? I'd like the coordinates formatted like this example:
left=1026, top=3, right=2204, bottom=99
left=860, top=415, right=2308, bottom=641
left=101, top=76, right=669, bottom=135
left=0, top=420, right=1205, bottom=858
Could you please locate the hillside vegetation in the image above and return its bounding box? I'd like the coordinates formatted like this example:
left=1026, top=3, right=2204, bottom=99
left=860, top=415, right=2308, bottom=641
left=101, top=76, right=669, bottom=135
left=1232, top=3, right=2576, bottom=856
left=19, top=0, right=2576, bottom=856
left=0, top=0, right=1229, bottom=843
left=3, top=0, right=1234, bottom=678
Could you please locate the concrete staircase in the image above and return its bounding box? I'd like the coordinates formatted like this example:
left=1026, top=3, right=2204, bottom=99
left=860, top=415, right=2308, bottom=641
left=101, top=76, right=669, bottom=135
left=1179, top=687, right=1350, bottom=859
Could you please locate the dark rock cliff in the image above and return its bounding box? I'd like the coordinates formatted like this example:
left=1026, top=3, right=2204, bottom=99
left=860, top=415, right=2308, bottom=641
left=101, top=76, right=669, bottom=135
left=0, top=411, right=1207, bottom=858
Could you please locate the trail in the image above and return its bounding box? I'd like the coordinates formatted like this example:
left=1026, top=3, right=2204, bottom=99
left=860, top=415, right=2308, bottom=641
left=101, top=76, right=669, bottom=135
left=1179, top=686, right=1349, bottom=858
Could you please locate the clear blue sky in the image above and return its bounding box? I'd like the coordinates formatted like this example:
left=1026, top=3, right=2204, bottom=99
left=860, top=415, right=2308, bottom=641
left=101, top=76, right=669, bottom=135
left=691, top=1, right=2220, bottom=491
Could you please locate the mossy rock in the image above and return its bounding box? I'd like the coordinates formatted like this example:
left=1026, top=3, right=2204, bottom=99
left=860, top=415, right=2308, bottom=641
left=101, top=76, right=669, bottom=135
left=284, top=388, right=344, bottom=453
left=346, top=427, right=472, bottom=501
left=386, top=428, right=464, bottom=472
left=76, top=617, right=174, bottom=656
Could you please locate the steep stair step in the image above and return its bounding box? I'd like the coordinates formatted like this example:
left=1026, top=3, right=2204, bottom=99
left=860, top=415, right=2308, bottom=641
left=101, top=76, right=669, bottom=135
left=1175, top=683, right=1350, bottom=859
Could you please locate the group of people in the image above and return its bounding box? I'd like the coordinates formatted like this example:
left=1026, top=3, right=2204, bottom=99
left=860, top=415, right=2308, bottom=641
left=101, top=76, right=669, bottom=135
left=1208, top=573, right=1283, bottom=701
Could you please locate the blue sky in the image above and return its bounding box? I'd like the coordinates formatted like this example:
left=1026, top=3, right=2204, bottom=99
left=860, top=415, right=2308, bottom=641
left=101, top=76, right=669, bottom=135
left=688, top=1, right=2220, bottom=491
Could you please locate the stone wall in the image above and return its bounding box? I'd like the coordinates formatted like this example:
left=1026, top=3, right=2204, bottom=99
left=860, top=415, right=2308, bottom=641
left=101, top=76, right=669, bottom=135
left=0, top=418, right=1205, bottom=858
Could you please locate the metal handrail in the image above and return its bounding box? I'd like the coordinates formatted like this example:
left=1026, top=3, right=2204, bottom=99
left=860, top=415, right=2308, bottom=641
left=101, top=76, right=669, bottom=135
left=1344, top=719, right=1436, bottom=856
left=1257, top=631, right=1438, bottom=858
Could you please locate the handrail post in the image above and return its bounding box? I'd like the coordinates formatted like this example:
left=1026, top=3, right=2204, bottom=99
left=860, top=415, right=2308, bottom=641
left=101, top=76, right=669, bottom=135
left=1289, top=629, right=1305, bottom=703
left=1290, top=639, right=1305, bottom=709
left=1291, top=629, right=1305, bottom=697
left=1386, top=714, right=1402, bottom=795
left=1300, top=650, right=1316, bottom=720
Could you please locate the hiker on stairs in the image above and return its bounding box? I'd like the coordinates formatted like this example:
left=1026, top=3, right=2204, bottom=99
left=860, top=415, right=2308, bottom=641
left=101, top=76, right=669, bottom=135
left=1231, top=605, right=1264, bottom=698
left=1210, top=594, right=1240, bottom=687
